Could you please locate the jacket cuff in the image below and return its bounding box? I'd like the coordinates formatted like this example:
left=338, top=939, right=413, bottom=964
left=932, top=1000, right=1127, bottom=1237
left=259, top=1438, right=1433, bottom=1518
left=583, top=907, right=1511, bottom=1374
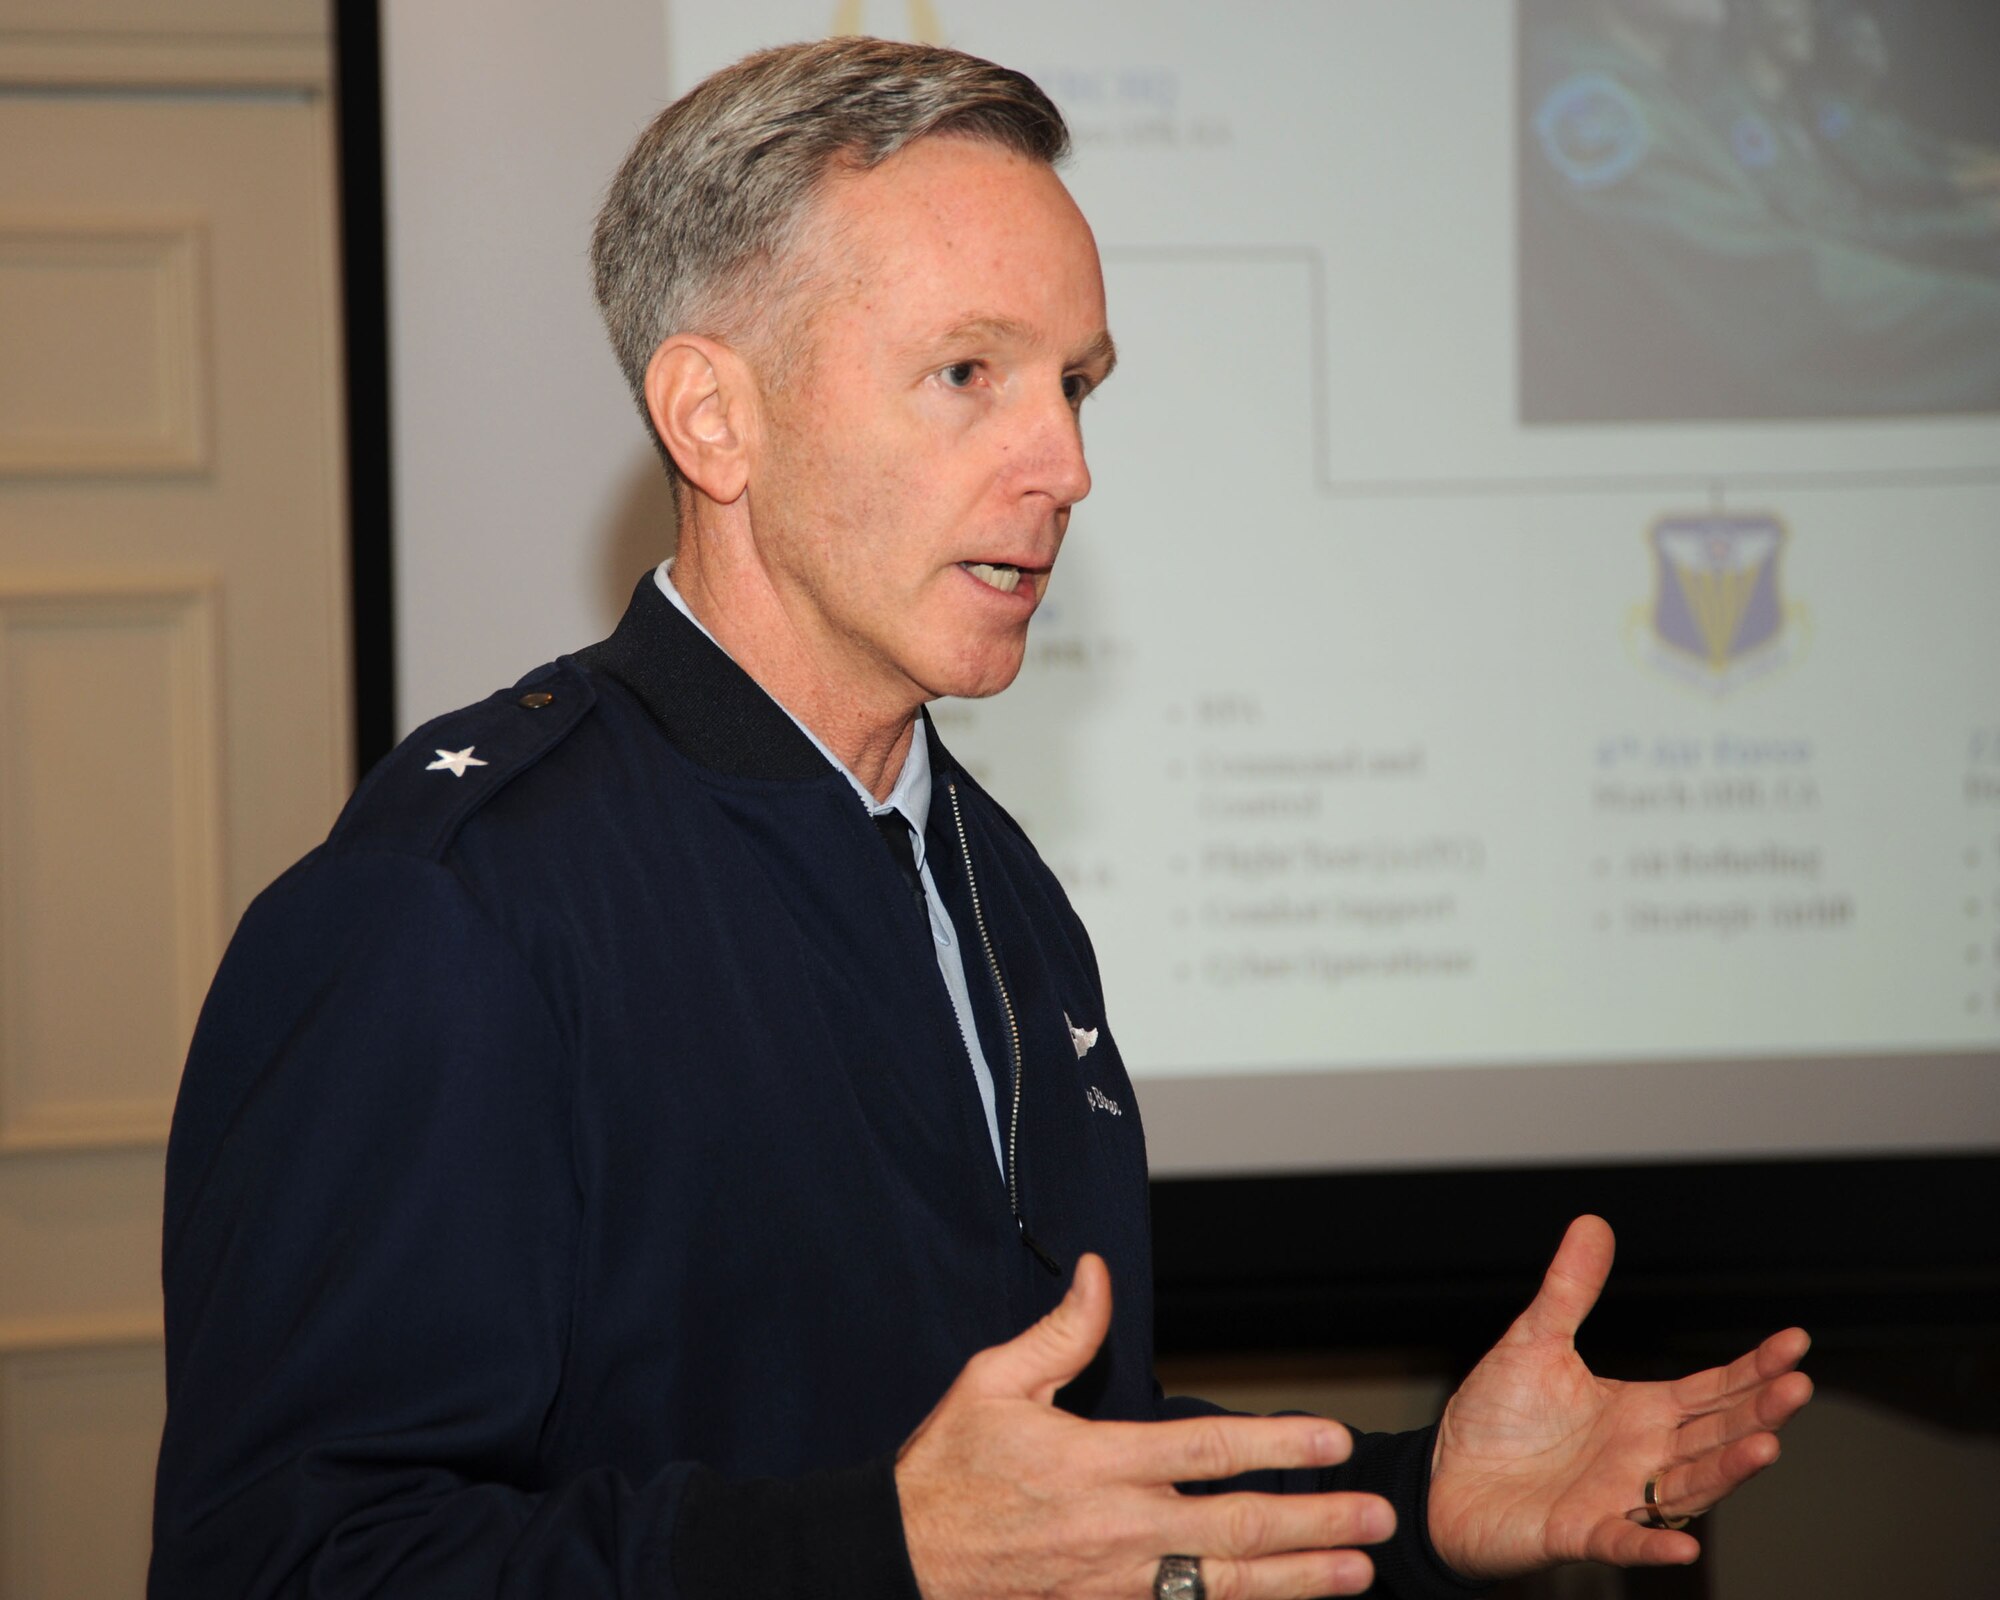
left=671, top=1455, right=922, bottom=1600
left=1326, top=1423, right=1488, bottom=1599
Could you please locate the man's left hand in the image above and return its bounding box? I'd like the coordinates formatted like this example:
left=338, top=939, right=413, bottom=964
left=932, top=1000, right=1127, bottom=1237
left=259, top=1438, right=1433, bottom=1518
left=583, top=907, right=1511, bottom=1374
left=1426, top=1214, right=1812, bottom=1583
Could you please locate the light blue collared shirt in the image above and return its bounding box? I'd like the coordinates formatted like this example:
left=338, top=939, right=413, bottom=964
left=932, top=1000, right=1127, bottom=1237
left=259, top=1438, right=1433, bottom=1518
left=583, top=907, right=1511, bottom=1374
left=652, top=561, right=1005, bottom=1173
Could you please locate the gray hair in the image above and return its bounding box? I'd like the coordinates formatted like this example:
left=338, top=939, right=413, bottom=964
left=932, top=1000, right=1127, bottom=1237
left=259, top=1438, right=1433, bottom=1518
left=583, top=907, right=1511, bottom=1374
left=590, top=36, right=1071, bottom=481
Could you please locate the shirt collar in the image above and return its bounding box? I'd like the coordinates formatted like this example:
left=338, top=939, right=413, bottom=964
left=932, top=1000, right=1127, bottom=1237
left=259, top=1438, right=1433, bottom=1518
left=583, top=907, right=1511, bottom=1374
left=652, top=561, right=931, bottom=858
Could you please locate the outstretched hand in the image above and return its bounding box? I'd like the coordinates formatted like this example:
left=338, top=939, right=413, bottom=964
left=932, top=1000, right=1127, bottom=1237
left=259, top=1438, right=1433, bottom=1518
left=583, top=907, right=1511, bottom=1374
left=1427, top=1215, right=1813, bottom=1583
left=896, top=1254, right=1395, bottom=1600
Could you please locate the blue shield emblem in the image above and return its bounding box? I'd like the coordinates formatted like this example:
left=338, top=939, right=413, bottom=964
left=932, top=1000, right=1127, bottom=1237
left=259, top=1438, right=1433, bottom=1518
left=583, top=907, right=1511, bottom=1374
left=1648, top=514, right=1786, bottom=673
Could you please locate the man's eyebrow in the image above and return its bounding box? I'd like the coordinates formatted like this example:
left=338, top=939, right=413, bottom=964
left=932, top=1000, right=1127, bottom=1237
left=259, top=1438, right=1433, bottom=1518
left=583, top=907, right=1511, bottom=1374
left=1076, top=329, right=1118, bottom=381
left=928, top=317, right=1119, bottom=376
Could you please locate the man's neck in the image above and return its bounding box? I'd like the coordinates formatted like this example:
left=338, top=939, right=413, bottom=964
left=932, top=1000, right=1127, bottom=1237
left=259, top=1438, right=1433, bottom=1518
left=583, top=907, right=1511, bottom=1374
left=667, top=534, right=919, bottom=803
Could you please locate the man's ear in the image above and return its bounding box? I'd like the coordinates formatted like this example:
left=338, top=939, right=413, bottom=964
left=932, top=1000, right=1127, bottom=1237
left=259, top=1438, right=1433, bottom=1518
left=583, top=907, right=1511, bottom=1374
left=643, top=334, right=754, bottom=504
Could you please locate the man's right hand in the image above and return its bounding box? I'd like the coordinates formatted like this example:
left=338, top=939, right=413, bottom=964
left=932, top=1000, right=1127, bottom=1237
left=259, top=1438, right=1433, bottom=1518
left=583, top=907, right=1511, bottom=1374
left=894, top=1254, right=1393, bottom=1600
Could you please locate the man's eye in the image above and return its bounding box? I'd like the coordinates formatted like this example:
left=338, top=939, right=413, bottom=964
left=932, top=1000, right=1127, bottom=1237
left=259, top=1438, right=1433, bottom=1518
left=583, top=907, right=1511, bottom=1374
left=1062, top=373, right=1093, bottom=406
left=941, top=361, right=980, bottom=388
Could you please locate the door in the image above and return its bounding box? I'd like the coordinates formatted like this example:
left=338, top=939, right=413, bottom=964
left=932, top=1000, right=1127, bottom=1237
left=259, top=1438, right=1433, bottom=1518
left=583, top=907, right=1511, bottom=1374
left=0, top=4, right=348, bottom=1591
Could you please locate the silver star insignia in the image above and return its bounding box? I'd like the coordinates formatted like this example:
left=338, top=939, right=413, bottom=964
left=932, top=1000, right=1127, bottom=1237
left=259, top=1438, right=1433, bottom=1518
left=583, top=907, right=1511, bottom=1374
left=425, top=746, right=489, bottom=778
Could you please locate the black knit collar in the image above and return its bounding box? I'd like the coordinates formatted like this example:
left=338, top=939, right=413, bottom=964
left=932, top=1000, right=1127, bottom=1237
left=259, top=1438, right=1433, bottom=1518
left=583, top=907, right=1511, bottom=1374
left=573, top=572, right=960, bottom=787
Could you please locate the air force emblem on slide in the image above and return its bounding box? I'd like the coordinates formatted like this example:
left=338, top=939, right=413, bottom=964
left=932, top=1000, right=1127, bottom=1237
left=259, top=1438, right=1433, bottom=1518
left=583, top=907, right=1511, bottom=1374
left=1631, top=512, right=1804, bottom=696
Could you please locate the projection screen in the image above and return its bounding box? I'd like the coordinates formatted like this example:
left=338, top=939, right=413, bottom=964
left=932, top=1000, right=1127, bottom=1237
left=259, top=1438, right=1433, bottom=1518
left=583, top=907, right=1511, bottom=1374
left=379, top=0, right=2000, bottom=1177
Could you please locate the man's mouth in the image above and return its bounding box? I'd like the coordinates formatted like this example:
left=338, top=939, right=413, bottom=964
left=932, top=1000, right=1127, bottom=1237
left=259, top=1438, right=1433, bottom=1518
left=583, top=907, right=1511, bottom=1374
left=960, top=561, right=1026, bottom=595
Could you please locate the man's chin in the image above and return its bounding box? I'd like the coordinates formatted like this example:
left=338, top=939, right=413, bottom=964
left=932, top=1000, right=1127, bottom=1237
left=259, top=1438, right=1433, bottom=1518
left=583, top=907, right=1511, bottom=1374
left=918, top=642, right=1029, bottom=704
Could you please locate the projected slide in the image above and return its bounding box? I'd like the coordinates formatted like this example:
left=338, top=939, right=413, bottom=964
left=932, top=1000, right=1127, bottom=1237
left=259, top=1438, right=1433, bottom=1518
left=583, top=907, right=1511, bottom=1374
left=1520, top=0, right=2000, bottom=423
left=660, top=2, right=2000, bottom=1084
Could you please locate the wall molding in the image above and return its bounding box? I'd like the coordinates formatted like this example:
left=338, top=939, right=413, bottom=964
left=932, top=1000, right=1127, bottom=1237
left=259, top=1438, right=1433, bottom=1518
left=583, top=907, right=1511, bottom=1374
left=0, top=31, right=327, bottom=91
left=0, top=1312, right=161, bottom=1356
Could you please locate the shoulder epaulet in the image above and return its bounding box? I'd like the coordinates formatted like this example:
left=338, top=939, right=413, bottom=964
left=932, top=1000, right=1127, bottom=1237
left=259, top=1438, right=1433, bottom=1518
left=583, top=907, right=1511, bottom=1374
left=328, top=657, right=596, bottom=859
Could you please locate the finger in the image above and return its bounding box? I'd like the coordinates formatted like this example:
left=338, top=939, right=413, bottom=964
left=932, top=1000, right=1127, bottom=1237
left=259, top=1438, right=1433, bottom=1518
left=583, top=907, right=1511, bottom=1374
left=1670, top=1327, right=1811, bottom=1413
left=1098, top=1411, right=1353, bottom=1484
left=1171, top=1488, right=1395, bottom=1560
left=1193, top=1548, right=1378, bottom=1599
left=1506, top=1214, right=1614, bottom=1344
left=1586, top=1512, right=1703, bottom=1569
left=961, top=1252, right=1112, bottom=1404
left=1670, top=1367, right=1815, bottom=1461
left=1653, top=1428, right=1784, bottom=1518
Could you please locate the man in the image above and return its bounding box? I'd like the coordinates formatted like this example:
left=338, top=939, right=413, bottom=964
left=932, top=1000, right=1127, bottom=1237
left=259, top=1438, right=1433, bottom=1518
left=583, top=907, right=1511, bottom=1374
left=152, top=37, right=1811, bottom=1600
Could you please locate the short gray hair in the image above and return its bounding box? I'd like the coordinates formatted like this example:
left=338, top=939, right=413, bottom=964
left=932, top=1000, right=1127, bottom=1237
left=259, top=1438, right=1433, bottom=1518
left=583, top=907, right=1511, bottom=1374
left=590, top=36, right=1071, bottom=481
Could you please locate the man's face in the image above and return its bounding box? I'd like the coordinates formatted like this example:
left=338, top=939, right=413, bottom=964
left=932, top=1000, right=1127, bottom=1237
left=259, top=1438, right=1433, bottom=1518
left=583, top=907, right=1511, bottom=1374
left=742, top=135, right=1113, bottom=711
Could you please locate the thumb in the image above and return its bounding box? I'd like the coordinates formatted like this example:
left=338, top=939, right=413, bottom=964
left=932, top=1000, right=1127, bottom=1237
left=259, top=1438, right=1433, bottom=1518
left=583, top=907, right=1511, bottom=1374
left=965, top=1252, right=1113, bottom=1405
left=1510, top=1214, right=1614, bottom=1345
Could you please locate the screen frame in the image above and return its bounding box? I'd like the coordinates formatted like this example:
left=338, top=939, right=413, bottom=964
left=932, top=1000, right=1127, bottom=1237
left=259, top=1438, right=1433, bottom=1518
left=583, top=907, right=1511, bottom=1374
left=336, top=0, right=399, bottom=774
left=1150, top=1153, right=2000, bottom=1366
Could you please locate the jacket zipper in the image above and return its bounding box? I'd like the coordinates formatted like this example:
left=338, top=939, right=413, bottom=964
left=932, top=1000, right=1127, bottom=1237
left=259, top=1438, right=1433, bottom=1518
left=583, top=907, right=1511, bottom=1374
left=947, top=779, right=1061, bottom=1276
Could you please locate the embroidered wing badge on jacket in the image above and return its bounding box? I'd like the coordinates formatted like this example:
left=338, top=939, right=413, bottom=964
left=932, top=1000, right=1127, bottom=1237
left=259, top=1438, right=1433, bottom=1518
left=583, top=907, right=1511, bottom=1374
left=1064, top=1011, right=1099, bottom=1059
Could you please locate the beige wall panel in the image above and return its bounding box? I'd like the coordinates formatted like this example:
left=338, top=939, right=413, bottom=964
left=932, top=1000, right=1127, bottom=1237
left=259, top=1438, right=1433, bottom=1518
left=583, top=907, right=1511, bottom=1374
left=0, top=1340, right=163, bottom=1599
left=0, top=1147, right=164, bottom=1332
left=0, top=92, right=350, bottom=915
left=0, top=584, right=221, bottom=1151
left=0, top=224, right=206, bottom=475
left=0, top=0, right=322, bottom=40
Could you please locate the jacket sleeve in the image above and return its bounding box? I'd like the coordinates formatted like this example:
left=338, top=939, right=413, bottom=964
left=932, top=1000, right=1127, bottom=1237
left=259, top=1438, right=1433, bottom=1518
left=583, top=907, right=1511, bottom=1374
left=1154, top=1393, right=1485, bottom=1599
left=150, top=850, right=920, bottom=1600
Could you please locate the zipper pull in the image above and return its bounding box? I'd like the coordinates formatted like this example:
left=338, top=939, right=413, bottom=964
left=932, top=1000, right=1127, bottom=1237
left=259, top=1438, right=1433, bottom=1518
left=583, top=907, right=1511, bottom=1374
left=1017, top=1217, right=1062, bottom=1276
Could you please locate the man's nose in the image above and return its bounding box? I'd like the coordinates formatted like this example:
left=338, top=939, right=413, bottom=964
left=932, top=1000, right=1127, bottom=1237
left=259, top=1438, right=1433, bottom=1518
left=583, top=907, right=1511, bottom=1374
left=1026, top=387, right=1092, bottom=507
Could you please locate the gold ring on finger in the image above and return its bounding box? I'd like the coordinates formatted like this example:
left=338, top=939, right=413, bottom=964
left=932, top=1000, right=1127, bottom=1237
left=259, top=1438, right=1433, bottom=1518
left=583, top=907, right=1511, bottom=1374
left=1640, top=1474, right=1692, bottom=1530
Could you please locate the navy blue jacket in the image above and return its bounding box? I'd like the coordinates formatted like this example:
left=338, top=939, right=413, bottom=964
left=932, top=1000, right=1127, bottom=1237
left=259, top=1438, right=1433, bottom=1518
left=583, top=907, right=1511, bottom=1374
left=151, top=578, right=1477, bottom=1598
